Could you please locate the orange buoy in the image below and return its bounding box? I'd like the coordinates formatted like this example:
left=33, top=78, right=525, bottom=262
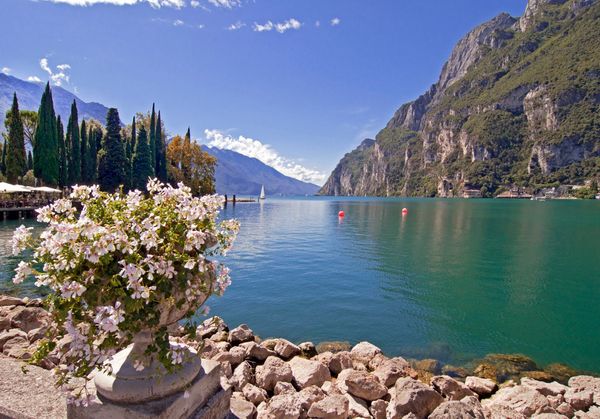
left=338, top=210, right=345, bottom=217
left=402, top=208, right=408, bottom=215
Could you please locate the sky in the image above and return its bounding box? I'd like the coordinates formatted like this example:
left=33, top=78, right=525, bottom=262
left=1, top=0, right=526, bottom=185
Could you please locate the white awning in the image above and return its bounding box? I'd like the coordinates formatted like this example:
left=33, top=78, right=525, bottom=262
left=0, top=182, right=32, bottom=193
left=27, top=186, right=62, bottom=193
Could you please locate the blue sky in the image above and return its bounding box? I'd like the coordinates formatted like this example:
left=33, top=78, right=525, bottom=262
left=1, top=0, right=526, bottom=184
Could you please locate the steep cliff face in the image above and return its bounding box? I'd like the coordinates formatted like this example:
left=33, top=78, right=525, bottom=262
left=321, top=0, right=600, bottom=197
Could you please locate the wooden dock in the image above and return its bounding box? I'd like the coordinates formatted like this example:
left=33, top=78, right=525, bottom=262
left=0, top=207, right=39, bottom=220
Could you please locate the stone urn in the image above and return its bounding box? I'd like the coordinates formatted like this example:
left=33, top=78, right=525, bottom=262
left=93, top=283, right=213, bottom=404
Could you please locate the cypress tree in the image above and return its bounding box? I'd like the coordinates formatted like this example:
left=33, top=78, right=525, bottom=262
left=27, top=150, right=33, bottom=171
left=80, top=120, right=89, bottom=184
left=1, top=140, right=6, bottom=176
left=57, top=116, right=67, bottom=188
left=88, top=125, right=98, bottom=184
left=156, top=111, right=168, bottom=182
left=131, top=125, right=154, bottom=192
left=33, top=83, right=59, bottom=186
left=67, top=100, right=81, bottom=184
left=131, top=116, right=137, bottom=153
left=182, top=127, right=192, bottom=180
left=149, top=104, right=156, bottom=172
left=125, top=137, right=133, bottom=191
left=97, top=108, right=127, bottom=192
left=5, top=93, right=27, bottom=183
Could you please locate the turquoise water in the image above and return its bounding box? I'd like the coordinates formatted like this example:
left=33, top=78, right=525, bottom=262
left=2, top=197, right=600, bottom=372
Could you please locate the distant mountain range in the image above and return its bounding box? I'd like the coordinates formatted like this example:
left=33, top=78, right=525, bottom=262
left=0, top=73, right=110, bottom=128
left=203, top=146, right=320, bottom=196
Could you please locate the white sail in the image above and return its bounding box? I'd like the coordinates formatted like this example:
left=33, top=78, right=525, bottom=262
left=259, top=185, right=266, bottom=200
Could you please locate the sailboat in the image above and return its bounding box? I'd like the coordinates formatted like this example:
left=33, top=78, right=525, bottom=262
left=259, top=185, right=266, bottom=200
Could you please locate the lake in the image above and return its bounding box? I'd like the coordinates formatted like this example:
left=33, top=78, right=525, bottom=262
left=1, top=197, right=599, bottom=373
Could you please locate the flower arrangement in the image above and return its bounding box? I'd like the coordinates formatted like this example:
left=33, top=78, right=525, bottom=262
left=12, top=179, right=239, bottom=404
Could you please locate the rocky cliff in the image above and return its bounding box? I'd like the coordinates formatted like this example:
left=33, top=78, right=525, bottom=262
left=321, top=0, right=600, bottom=197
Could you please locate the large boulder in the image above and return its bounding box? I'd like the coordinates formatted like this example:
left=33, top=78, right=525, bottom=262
left=521, top=377, right=568, bottom=397
left=338, top=369, right=387, bottom=401
left=2, top=335, right=33, bottom=360
left=288, top=356, right=331, bottom=389
left=345, top=393, right=371, bottom=417
left=240, top=341, right=276, bottom=362
left=228, top=324, right=255, bottom=345
left=307, top=394, right=349, bottom=419
left=274, top=339, right=301, bottom=360
left=328, top=351, right=353, bottom=375
left=8, top=306, right=49, bottom=333
left=0, top=296, right=24, bottom=307
left=260, top=393, right=301, bottom=419
left=482, top=404, right=527, bottom=419
left=231, top=361, right=255, bottom=391
left=0, top=329, right=27, bottom=351
left=429, top=397, right=485, bottom=419
left=230, top=396, right=257, bottom=419
left=255, top=356, right=293, bottom=392
left=350, top=341, right=382, bottom=365
left=295, top=385, right=326, bottom=413
left=316, top=341, right=351, bottom=354
left=273, top=382, right=296, bottom=395
left=482, top=385, right=554, bottom=416
left=465, top=376, right=498, bottom=398
left=242, top=383, right=268, bottom=406
left=196, top=316, right=228, bottom=339
left=213, top=346, right=246, bottom=366
left=564, top=388, right=594, bottom=411
left=373, top=357, right=415, bottom=387
left=386, top=377, right=444, bottom=419
left=431, top=375, right=477, bottom=400
left=369, top=399, right=388, bottom=419
left=298, top=342, right=317, bottom=358
left=568, top=375, right=600, bottom=405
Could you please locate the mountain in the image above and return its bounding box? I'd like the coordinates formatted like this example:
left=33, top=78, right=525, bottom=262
left=0, top=74, right=110, bottom=129
left=321, top=0, right=600, bottom=197
left=203, top=146, right=320, bottom=196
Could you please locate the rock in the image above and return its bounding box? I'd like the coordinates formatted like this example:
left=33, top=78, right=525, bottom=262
left=545, top=363, right=579, bottom=384
left=260, top=393, right=301, bottom=419
left=240, top=341, right=276, bottom=362
left=336, top=369, right=387, bottom=401
left=231, top=361, right=255, bottom=391
left=274, top=381, right=296, bottom=395
left=3, top=336, right=32, bottom=360
left=0, top=328, right=27, bottom=351
left=307, top=394, right=349, bottom=419
left=386, top=377, right=444, bottom=419
left=370, top=399, right=388, bottom=419
left=429, top=399, right=485, bottom=419
left=213, top=346, right=246, bottom=366
left=483, top=354, right=538, bottom=380
left=522, top=371, right=555, bottom=382
left=274, top=339, right=301, bottom=360
left=230, top=396, right=257, bottom=419
left=215, top=341, right=232, bottom=352
left=321, top=381, right=343, bottom=396
left=568, top=376, right=600, bottom=405
left=441, top=364, right=469, bottom=379
left=0, top=316, right=10, bottom=332
left=531, top=414, right=569, bottom=419
left=8, top=306, right=49, bottom=333
left=368, top=353, right=389, bottom=370
left=564, top=388, right=594, bottom=411
left=555, top=402, right=575, bottom=417
left=546, top=394, right=565, bottom=409
left=221, top=361, right=233, bottom=378
left=328, top=351, right=353, bottom=375
left=482, top=385, right=553, bottom=416
left=473, top=363, right=498, bottom=381
left=312, top=351, right=333, bottom=367
left=255, top=356, right=293, bottom=392
left=316, top=341, right=352, bottom=354
left=414, top=359, right=441, bottom=374
left=374, top=357, right=415, bottom=387
left=196, top=316, right=229, bottom=339
left=210, top=331, right=230, bottom=342
left=296, top=385, right=326, bottom=412
left=0, top=296, right=24, bottom=307
left=288, top=356, right=331, bottom=389
left=465, top=376, right=498, bottom=398
left=260, top=339, right=279, bottom=351
left=345, top=393, right=371, bottom=418
left=298, top=342, right=317, bottom=358
left=521, top=377, right=568, bottom=396
left=431, top=375, right=477, bottom=400
left=482, top=404, right=527, bottom=419
left=228, top=324, right=255, bottom=345
left=242, top=383, right=268, bottom=406
left=27, top=326, right=48, bottom=343
left=350, top=341, right=382, bottom=365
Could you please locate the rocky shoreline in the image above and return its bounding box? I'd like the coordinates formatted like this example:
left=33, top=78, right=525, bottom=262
left=1, top=294, right=599, bottom=418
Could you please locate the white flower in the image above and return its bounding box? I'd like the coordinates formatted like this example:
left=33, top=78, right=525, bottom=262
left=13, top=261, right=33, bottom=284
left=12, top=225, right=33, bottom=255
left=60, top=281, right=87, bottom=299
left=184, top=260, right=195, bottom=270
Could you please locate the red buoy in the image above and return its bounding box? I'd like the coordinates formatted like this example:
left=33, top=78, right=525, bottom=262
left=402, top=208, right=408, bottom=215
left=338, top=210, right=345, bottom=217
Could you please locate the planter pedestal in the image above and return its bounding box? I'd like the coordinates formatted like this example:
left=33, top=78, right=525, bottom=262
left=67, top=353, right=230, bottom=419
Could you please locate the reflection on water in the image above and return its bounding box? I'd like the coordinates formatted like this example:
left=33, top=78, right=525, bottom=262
left=1, top=198, right=599, bottom=372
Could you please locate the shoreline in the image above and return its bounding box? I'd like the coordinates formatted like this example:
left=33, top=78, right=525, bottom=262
left=1, top=294, right=599, bottom=418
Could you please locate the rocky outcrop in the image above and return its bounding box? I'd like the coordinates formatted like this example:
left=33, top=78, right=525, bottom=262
left=520, top=0, right=569, bottom=32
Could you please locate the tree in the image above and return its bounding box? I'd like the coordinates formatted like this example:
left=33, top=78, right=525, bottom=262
left=0, top=141, right=5, bottom=176
left=80, top=120, right=90, bottom=184
left=87, top=125, right=98, bottom=184
left=131, top=125, right=154, bottom=192
left=33, top=83, right=59, bottom=186
left=4, top=110, right=37, bottom=147
left=57, top=116, right=68, bottom=188
left=67, top=100, right=81, bottom=185
left=182, top=127, right=192, bottom=180
left=27, top=150, right=33, bottom=171
left=97, top=108, right=127, bottom=192
left=5, top=93, right=27, bottom=183
left=155, top=111, right=168, bottom=182
left=167, top=133, right=216, bottom=195
left=149, top=104, right=156, bottom=172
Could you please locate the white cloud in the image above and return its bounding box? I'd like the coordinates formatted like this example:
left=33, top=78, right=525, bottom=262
left=190, top=0, right=200, bottom=6
left=39, top=58, right=71, bottom=87
left=330, top=17, right=341, bottom=26
left=173, top=19, right=184, bottom=26
left=253, top=18, right=302, bottom=34
left=205, top=129, right=326, bottom=185
left=227, top=20, right=245, bottom=30
left=208, top=0, right=240, bottom=8
left=27, top=76, right=42, bottom=82
left=41, top=0, right=185, bottom=8
left=315, top=20, right=321, bottom=28
left=197, top=24, right=205, bottom=29
left=1, top=67, right=11, bottom=75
